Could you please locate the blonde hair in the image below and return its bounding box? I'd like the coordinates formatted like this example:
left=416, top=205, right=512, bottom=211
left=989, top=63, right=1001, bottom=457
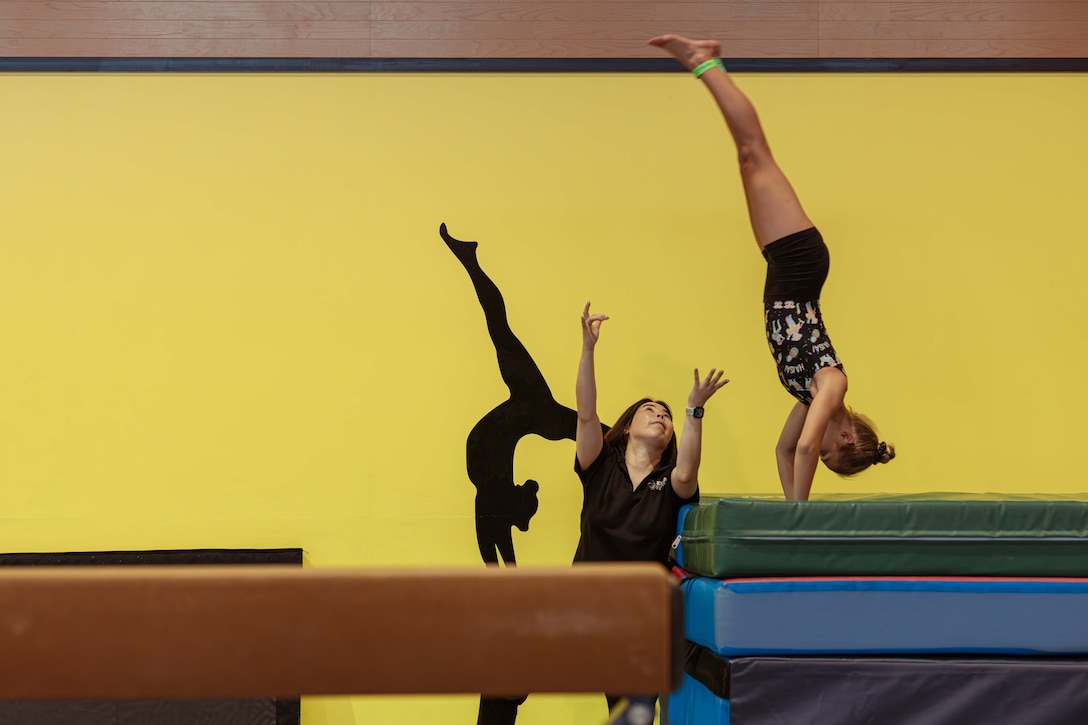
left=830, top=409, right=895, bottom=476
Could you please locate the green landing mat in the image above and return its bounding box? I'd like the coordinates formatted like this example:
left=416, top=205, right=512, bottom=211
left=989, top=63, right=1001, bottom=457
left=675, top=493, right=1088, bottom=578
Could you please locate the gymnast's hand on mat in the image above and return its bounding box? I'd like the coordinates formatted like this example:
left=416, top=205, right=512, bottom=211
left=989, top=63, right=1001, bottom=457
left=581, top=302, right=609, bottom=351
left=688, top=368, right=730, bottom=409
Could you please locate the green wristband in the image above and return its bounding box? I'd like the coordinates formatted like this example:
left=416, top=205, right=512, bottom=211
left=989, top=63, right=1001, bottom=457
left=692, top=57, right=725, bottom=78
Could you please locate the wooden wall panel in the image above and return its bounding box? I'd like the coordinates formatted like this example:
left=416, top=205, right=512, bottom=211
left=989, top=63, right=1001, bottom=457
left=819, top=38, right=1088, bottom=56
left=367, top=21, right=819, bottom=41
left=0, top=1, right=1085, bottom=61
left=369, top=2, right=820, bottom=22
left=0, top=38, right=372, bottom=57
left=820, top=3, right=1088, bottom=23
left=368, top=37, right=822, bottom=58
left=0, top=2, right=370, bottom=21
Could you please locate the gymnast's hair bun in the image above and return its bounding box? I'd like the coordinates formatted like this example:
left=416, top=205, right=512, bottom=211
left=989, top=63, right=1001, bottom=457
left=873, top=441, right=896, bottom=465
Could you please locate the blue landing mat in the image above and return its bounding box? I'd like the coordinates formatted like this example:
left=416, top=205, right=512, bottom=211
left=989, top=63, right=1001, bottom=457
left=681, top=575, right=1088, bottom=655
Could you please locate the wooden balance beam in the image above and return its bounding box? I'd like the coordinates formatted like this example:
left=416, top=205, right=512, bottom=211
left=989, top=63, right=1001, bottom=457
left=0, top=563, right=681, bottom=700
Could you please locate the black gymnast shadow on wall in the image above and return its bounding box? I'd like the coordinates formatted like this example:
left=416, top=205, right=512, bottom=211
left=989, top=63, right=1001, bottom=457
left=440, top=223, right=585, bottom=567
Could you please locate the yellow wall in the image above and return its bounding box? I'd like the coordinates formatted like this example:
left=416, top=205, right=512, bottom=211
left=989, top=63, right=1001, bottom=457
left=1, top=71, right=1086, bottom=723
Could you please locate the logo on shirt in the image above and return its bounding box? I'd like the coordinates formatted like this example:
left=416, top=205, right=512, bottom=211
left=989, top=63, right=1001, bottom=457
left=647, top=477, right=668, bottom=491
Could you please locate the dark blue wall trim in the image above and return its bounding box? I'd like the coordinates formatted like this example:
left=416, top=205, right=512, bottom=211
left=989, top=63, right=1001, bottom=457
left=1, top=57, right=1086, bottom=73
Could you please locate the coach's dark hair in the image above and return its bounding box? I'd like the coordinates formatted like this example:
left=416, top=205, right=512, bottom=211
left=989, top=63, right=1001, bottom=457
left=603, top=398, right=678, bottom=467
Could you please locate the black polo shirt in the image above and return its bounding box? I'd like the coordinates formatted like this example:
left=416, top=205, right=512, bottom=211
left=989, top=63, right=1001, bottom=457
left=573, top=444, right=698, bottom=567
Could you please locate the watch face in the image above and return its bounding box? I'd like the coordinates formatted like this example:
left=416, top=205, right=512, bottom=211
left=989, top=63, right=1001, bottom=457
left=689, top=406, right=704, bottom=418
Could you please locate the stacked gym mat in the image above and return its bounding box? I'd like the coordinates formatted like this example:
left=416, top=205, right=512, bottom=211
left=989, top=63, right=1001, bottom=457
left=663, top=494, right=1088, bottom=724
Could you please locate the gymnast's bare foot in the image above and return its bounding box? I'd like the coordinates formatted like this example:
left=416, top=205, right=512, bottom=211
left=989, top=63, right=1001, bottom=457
left=648, top=34, right=722, bottom=72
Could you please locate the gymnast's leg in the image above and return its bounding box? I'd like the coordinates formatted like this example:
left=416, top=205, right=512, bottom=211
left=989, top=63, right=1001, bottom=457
left=649, top=35, right=813, bottom=250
